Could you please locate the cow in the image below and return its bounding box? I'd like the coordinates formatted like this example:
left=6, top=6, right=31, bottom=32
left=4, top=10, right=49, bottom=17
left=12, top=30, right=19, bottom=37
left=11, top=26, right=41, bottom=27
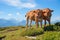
left=25, top=8, right=54, bottom=28
left=25, top=9, right=43, bottom=28
left=42, top=8, right=53, bottom=27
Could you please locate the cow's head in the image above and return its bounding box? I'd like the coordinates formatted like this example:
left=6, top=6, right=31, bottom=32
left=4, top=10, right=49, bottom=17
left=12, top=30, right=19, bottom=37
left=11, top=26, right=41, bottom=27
left=42, top=8, right=54, bottom=19
left=33, top=9, right=42, bottom=18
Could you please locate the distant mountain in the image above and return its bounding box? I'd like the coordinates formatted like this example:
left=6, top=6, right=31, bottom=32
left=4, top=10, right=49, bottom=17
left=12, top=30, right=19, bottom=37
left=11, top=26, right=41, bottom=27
left=19, top=20, right=26, bottom=26
left=0, top=19, right=35, bottom=27
left=0, top=19, right=20, bottom=27
left=20, top=20, right=36, bottom=25
left=0, top=18, right=60, bottom=27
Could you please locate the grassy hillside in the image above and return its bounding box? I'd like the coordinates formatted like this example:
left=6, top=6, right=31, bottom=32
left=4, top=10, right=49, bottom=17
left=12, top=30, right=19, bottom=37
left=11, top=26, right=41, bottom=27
left=0, top=25, right=60, bottom=40
left=37, top=31, right=60, bottom=40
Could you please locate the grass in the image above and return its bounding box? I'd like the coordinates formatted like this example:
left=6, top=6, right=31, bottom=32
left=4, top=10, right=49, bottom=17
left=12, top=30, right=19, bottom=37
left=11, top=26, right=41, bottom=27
left=36, top=31, right=60, bottom=40
left=20, top=28, right=44, bottom=36
left=0, top=26, right=33, bottom=40
left=0, top=25, right=60, bottom=40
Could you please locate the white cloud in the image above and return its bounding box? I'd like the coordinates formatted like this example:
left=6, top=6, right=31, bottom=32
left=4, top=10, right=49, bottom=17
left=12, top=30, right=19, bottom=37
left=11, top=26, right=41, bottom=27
left=8, top=13, right=12, bottom=16
left=6, top=12, right=25, bottom=21
left=15, top=18, right=20, bottom=21
left=0, top=11, right=26, bottom=21
left=16, top=12, right=24, bottom=21
left=1, top=0, right=36, bottom=8
left=4, top=0, right=21, bottom=6
left=22, top=3, right=36, bottom=8
left=16, top=12, right=20, bottom=16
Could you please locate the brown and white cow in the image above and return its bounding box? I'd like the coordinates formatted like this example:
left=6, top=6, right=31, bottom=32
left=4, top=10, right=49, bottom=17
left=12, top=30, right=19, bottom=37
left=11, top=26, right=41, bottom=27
left=42, top=8, right=53, bottom=27
left=25, top=9, right=43, bottom=28
left=25, top=8, right=53, bottom=28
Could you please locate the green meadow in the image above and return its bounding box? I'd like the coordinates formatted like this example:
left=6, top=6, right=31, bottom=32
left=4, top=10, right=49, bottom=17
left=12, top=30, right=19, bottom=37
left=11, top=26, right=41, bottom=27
left=0, top=22, right=60, bottom=40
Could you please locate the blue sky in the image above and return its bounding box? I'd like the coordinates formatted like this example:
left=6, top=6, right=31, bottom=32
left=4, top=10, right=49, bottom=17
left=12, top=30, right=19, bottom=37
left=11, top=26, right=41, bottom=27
left=0, top=0, right=60, bottom=22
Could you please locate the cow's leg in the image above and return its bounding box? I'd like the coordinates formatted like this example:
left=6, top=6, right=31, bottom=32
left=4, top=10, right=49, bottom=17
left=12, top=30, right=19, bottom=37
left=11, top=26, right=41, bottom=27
left=35, top=20, right=38, bottom=28
left=49, top=20, right=51, bottom=26
left=40, top=21, right=42, bottom=28
left=30, top=20, right=32, bottom=27
left=35, top=18, right=39, bottom=28
left=44, top=20, right=46, bottom=27
left=47, top=19, right=51, bottom=26
left=26, top=17, right=29, bottom=28
left=40, top=19, right=42, bottom=28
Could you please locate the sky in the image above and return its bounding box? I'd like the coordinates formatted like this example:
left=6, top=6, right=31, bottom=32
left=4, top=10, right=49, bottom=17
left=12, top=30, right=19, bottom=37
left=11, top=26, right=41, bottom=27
left=0, top=0, right=60, bottom=22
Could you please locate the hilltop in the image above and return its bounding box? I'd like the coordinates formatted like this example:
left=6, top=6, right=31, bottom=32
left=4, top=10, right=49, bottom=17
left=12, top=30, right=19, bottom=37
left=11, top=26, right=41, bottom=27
left=0, top=24, right=60, bottom=40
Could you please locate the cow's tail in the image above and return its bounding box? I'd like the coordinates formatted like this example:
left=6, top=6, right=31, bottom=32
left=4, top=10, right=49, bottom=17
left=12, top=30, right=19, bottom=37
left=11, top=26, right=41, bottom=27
left=25, top=15, right=26, bottom=17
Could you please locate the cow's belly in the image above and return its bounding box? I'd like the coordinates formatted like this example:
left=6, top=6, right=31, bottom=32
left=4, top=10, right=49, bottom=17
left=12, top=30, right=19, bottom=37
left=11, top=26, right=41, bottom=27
left=32, top=18, right=42, bottom=22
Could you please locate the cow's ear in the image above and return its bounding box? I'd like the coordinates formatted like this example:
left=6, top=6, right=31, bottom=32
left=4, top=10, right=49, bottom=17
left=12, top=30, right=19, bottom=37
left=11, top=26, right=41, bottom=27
left=33, top=11, right=36, bottom=13
left=51, top=10, right=54, bottom=12
left=37, top=9, right=40, bottom=10
left=42, top=10, right=46, bottom=13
